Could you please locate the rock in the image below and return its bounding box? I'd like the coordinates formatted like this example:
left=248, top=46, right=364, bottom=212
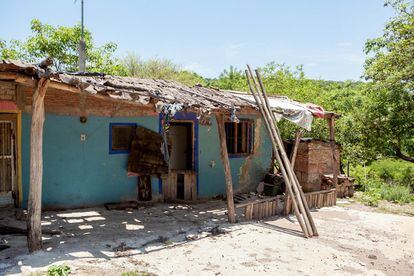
left=368, top=254, right=377, bottom=260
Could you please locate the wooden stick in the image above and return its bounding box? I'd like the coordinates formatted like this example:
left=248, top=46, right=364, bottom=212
left=27, top=78, right=49, bottom=252
left=328, top=117, right=338, bottom=188
left=254, top=68, right=319, bottom=237
left=249, top=66, right=314, bottom=237
left=215, top=113, right=236, bottom=223
left=290, top=129, right=304, bottom=168
left=245, top=68, right=310, bottom=238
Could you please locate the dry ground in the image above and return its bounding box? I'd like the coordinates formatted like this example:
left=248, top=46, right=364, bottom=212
left=1, top=200, right=413, bottom=275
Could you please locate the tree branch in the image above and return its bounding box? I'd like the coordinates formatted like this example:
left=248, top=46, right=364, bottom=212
left=395, top=147, right=414, bottom=163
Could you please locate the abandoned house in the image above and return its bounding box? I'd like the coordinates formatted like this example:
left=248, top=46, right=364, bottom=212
left=0, top=60, right=351, bottom=213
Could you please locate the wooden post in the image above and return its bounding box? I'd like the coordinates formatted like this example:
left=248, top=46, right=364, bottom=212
left=290, top=129, right=304, bottom=168
left=328, top=117, right=338, bottom=188
left=216, top=113, right=236, bottom=223
left=27, top=78, right=49, bottom=252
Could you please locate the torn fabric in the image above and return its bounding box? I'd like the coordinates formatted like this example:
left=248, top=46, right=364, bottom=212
left=231, top=93, right=314, bottom=131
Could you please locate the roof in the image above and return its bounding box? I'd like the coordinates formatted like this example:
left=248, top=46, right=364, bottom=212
left=0, top=60, right=332, bottom=129
left=0, top=60, right=256, bottom=112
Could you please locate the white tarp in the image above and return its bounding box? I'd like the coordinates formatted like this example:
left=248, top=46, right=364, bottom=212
left=231, top=93, right=314, bottom=131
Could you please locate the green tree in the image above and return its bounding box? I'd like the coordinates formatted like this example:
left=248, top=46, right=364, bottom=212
left=363, top=0, right=414, bottom=163
left=0, top=19, right=126, bottom=75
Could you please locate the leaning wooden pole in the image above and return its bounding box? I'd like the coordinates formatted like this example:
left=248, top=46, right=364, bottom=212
left=216, top=113, right=236, bottom=223
left=248, top=67, right=313, bottom=237
left=245, top=70, right=310, bottom=237
left=328, top=116, right=338, bottom=189
left=254, top=68, right=318, bottom=236
left=27, top=77, right=50, bottom=252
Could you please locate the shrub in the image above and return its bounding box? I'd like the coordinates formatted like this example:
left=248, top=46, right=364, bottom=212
left=47, top=265, right=70, bottom=276
left=351, top=158, right=414, bottom=205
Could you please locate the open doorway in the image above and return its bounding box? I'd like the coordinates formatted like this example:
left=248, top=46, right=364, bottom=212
left=167, top=122, right=195, bottom=200
left=169, top=122, right=193, bottom=171
left=0, top=114, right=17, bottom=207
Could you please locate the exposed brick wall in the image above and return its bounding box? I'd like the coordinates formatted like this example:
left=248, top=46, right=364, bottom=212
left=294, top=140, right=340, bottom=192
left=0, top=81, right=16, bottom=101
left=20, top=85, right=157, bottom=117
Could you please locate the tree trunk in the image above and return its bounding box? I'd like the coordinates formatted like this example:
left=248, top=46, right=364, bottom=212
left=396, top=148, right=414, bottom=163
left=216, top=114, right=236, bottom=223
left=27, top=78, right=49, bottom=252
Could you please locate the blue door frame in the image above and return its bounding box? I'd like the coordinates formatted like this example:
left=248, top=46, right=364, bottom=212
left=158, top=112, right=199, bottom=196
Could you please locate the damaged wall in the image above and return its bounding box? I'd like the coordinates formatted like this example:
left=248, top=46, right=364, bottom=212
left=197, top=114, right=272, bottom=197
left=20, top=112, right=272, bottom=208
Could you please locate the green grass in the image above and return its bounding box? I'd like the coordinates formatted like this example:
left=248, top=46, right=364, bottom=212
left=351, top=158, right=414, bottom=206
left=47, top=265, right=70, bottom=276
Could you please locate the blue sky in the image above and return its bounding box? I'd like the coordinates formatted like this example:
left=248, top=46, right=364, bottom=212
left=0, top=0, right=393, bottom=80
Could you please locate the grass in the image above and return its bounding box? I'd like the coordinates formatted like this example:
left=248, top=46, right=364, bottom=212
left=351, top=158, right=414, bottom=206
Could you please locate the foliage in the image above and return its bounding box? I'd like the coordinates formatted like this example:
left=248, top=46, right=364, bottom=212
left=0, top=19, right=126, bottom=75
left=363, top=0, right=414, bottom=163
left=208, top=62, right=367, bottom=164
left=122, top=52, right=205, bottom=86
left=351, top=158, right=414, bottom=205
left=47, top=264, right=71, bottom=276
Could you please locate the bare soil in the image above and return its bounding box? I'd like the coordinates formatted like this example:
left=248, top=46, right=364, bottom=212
left=1, top=200, right=413, bottom=275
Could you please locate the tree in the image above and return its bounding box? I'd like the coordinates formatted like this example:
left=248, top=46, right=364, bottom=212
left=122, top=53, right=206, bottom=86
left=363, top=0, right=414, bottom=163
left=0, top=19, right=126, bottom=75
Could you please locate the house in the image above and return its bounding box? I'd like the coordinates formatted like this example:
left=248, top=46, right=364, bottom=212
left=0, top=60, right=333, bottom=210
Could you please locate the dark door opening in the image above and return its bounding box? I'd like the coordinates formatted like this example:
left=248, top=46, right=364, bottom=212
left=169, top=122, right=193, bottom=200
left=169, top=122, right=193, bottom=171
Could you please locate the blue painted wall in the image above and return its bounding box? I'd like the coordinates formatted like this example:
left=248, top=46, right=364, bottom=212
left=198, top=115, right=272, bottom=197
left=22, top=114, right=160, bottom=208
left=21, top=113, right=272, bottom=208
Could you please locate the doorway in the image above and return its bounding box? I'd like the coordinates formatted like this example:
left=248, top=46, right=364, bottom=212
left=166, top=122, right=196, bottom=201
left=169, top=122, right=193, bottom=171
left=0, top=114, right=17, bottom=207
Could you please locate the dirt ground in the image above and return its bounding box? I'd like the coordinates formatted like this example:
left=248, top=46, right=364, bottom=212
left=1, top=199, right=413, bottom=275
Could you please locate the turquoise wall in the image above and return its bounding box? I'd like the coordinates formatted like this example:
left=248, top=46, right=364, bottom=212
left=198, top=115, right=272, bottom=197
left=21, top=113, right=272, bottom=208
left=22, top=114, right=160, bottom=208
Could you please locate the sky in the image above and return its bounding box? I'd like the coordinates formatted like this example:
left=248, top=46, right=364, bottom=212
left=0, top=0, right=394, bottom=81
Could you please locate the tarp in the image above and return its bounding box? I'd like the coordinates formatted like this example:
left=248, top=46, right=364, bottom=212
left=231, top=93, right=314, bottom=131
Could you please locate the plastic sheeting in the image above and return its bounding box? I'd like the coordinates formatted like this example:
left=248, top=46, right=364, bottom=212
left=232, top=93, right=314, bottom=131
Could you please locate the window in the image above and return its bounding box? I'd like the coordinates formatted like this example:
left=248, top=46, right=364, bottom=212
left=109, top=123, right=137, bottom=154
left=224, top=121, right=253, bottom=156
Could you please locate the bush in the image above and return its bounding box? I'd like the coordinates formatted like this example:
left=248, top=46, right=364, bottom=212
left=380, top=185, right=413, bottom=204
left=47, top=265, right=70, bottom=276
left=351, top=158, right=414, bottom=205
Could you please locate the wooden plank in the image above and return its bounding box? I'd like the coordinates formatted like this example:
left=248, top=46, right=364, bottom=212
left=216, top=113, right=236, bottom=223
left=184, top=172, right=191, bottom=200
left=170, top=172, right=177, bottom=200
left=253, top=204, right=259, bottom=220
left=235, top=196, right=279, bottom=208
left=27, top=77, right=49, bottom=252
left=191, top=172, right=197, bottom=201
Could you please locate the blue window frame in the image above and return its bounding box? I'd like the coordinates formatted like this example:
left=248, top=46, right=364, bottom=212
left=109, top=123, right=137, bottom=154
